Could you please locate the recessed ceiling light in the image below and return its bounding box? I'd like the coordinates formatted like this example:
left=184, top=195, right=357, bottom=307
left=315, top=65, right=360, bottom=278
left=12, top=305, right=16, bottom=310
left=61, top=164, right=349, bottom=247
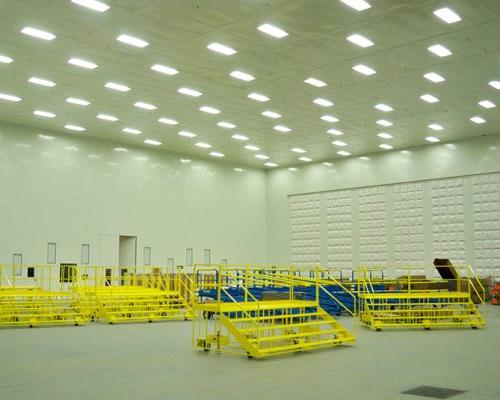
left=29, top=77, right=56, bottom=87
left=288, top=167, right=298, bottom=171
left=425, top=136, right=440, bottom=143
left=97, top=114, right=118, bottom=122
left=374, top=104, right=393, bottom=112
left=68, top=57, right=97, bottom=69
left=262, top=111, right=281, bottom=119
left=359, top=156, right=370, bottom=160
left=66, top=97, right=90, bottom=106
left=244, top=145, right=260, bottom=151
left=428, top=123, right=443, bottom=131
left=105, top=82, right=130, bottom=92
left=234, top=168, right=244, bottom=172
left=248, top=93, right=270, bottom=102
left=304, top=77, right=327, bottom=87
left=230, top=71, right=255, bottom=81
left=178, top=87, right=202, bottom=97
left=478, top=100, right=495, bottom=109
left=117, top=34, right=149, bottom=48
left=377, top=133, right=393, bottom=139
left=379, top=143, right=393, bottom=150
left=144, top=139, right=161, bottom=146
left=322, top=162, right=333, bottom=166
left=0, top=93, right=21, bottom=102
left=347, top=33, right=374, bottom=48
left=321, top=115, right=339, bottom=123
left=195, top=142, right=212, bottom=149
left=424, top=72, right=445, bottom=83
left=327, top=128, right=344, bottom=136
left=313, top=98, right=334, bottom=107
left=257, top=23, right=288, bottom=38
left=134, top=101, right=157, bottom=110
left=352, top=64, right=376, bottom=75
left=218, top=121, right=236, bottom=129
left=265, top=162, right=278, bottom=167
left=122, top=127, right=142, bottom=134
left=255, top=154, right=269, bottom=160
left=273, top=125, right=291, bottom=133
left=71, top=0, right=110, bottom=12
left=65, top=124, right=85, bottom=132
left=180, top=158, right=191, bottom=164
left=376, top=119, right=393, bottom=127
left=38, top=134, right=54, bottom=140
left=158, top=117, right=178, bottom=125
left=207, top=42, right=236, bottom=55
left=428, top=44, right=452, bottom=57
left=299, top=157, right=312, bottom=162
left=33, top=110, right=55, bottom=118
left=291, top=147, right=306, bottom=153
left=200, top=106, right=221, bottom=114
left=178, top=131, right=197, bottom=138
left=332, top=140, right=347, bottom=147
left=337, top=150, right=351, bottom=156
left=433, top=7, right=461, bottom=24
left=489, top=80, right=500, bottom=90
left=470, top=116, right=486, bottom=124
left=232, top=134, right=249, bottom=141
left=151, top=64, right=178, bottom=75
left=420, top=94, right=439, bottom=103
left=210, top=151, right=225, bottom=157
left=341, top=0, right=371, bottom=11
left=114, top=147, right=128, bottom=152
left=0, top=54, right=13, bottom=63
left=21, top=27, right=56, bottom=41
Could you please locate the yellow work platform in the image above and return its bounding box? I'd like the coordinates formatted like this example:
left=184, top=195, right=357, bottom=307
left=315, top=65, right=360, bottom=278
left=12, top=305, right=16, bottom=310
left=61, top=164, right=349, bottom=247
left=195, top=299, right=317, bottom=313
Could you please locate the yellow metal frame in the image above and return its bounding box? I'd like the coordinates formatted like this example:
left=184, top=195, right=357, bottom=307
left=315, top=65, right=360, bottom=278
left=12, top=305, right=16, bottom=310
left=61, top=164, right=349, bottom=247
left=193, top=265, right=355, bottom=358
left=356, top=265, right=486, bottom=330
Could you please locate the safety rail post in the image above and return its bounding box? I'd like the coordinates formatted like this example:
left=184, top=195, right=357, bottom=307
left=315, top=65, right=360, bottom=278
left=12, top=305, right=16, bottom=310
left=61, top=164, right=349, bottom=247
left=244, top=266, right=248, bottom=303
left=315, top=265, right=320, bottom=306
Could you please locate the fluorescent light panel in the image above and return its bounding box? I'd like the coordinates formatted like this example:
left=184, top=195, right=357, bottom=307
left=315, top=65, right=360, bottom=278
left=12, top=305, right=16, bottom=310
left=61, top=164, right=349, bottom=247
left=122, top=127, right=141, bottom=134
left=265, top=162, right=278, bottom=167
left=210, top=151, right=225, bottom=158
left=478, top=100, right=495, bottom=109
left=97, top=114, right=118, bottom=122
left=230, top=71, right=255, bottom=81
left=425, top=136, right=440, bottom=143
left=420, top=94, right=439, bottom=103
left=341, top=0, right=371, bottom=11
left=327, top=129, right=344, bottom=136
left=200, top=106, right=220, bottom=114
left=255, top=154, right=269, bottom=160
left=231, top=134, right=249, bottom=141
left=68, top=57, right=97, bottom=69
left=377, top=133, right=393, bottom=139
left=273, top=125, right=291, bottom=133
left=178, top=87, right=202, bottom=97
left=262, top=111, right=281, bottom=119
left=134, top=101, right=157, bottom=110
left=321, top=115, right=339, bottom=123
left=428, top=124, right=443, bottom=131
left=257, top=23, right=288, bottom=38
left=218, top=121, right=236, bottom=129
left=207, top=42, right=237, bottom=55
left=248, top=93, right=269, bottom=102
left=313, top=98, right=334, bottom=107
left=66, top=97, right=90, bottom=106
left=144, top=139, right=161, bottom=146
left=0, top=93, right=21, bottom=102
left=178, top=131, right=196, bottom=138
left=0, top=54, right=13, bottom=63
left=337, top=150, right=351, bottom=156
left=21, top=27, right=56, bottom=41
left=195, top=142, right=212, bottom=148
left=244, top=145, right=260, bottom=151
left=291, top=148, right=306, bottom=153
left=29, top=77, right=56, bottom=87
left=470, top=116, right=486, bottom=124
left=376, top=119, right=393, bottom=127
left=433, top=7, right=461, bottom=24
left=105, top=82, right=130, bottom=92
left=379, top=143, right=393, bottom=150
left=332, top=140, right=347, bottom=147
left=428, top=44, right=452, bottom=57
left=347, top=33, right=374, bottom=48
left=489, top=81, right=500, bottom=90
left=299, top=157, right=312, bottom=162
left=33, top=110, right=55, bottom=118
left=71, top=0, right=110, bottom=12
left=158, top=117, right=178, bottom=125
left=424, top=72, right=445, bottom=83
left=65, top=124, right=85, bottom=132
left=117, top=34, right=149, bottom=48
left=353, top=64, right=376, bottom=75
left=374, top=104, right=393, bottom=112
left=151, top=64, right=178, bottom=75
left=304, top=77, right=326, bottom=87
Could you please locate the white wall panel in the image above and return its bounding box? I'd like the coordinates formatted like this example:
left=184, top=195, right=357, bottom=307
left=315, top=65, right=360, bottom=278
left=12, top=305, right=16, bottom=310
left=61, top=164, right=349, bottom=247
left=325, top=190, right=353, bottom=266
left=289, top=193, right=321, bottom=266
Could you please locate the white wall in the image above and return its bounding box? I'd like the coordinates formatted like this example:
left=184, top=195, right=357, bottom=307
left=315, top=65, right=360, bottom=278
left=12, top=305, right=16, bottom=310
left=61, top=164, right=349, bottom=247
left=0, top=122, right=267, bottom=267
left=266, top=134, right=500, bottom=273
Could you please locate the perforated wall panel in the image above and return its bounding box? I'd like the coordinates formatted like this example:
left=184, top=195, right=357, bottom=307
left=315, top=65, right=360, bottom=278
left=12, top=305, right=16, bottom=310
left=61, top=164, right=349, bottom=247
left=325, top=190, right=353, bottom=266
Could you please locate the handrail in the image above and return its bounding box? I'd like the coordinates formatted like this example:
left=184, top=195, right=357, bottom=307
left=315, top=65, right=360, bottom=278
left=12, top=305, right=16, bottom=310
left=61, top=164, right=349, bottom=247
left=467, top=265, right=486, bottom=305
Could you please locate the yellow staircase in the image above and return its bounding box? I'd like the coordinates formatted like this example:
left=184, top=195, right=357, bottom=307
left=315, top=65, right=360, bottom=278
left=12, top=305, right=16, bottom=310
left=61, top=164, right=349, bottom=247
left=193, top=267, right=355, bottom=358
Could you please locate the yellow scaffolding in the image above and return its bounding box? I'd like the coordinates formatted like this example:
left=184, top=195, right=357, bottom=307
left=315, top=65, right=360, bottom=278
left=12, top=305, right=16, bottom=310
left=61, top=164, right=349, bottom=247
left=193, top=265, right=355, bottom=358
left=356, top=265, right=486, bottom=330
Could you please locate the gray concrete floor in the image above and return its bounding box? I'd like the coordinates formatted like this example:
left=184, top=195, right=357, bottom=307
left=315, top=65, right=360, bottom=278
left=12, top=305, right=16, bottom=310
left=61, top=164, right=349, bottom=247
left=0, top=305, right=499, bottom=400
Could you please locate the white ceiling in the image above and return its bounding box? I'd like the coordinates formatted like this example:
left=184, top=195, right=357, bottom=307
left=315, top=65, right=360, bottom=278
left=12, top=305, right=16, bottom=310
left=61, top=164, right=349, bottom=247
left=0, top=0, right=499, bottom=168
